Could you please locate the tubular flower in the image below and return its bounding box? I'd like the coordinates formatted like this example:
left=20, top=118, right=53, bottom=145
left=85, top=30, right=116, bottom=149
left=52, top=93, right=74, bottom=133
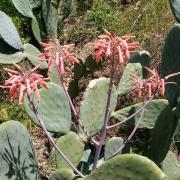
left=90, top=29, right=140, bottom=63
left=130, top=67, right=165, bottom=98
left=3, top=63, right=48, bottom=104
left=39, top=39, right=79, bottom=73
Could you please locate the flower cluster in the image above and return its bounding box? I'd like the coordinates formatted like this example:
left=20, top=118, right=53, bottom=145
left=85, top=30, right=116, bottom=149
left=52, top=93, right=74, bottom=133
left=3, top=63, right=48, bottom=104
left=90, top=29, right=140, bottom=63
left=130, top=67, right=165, bottom=98
left=39, top=38, right=79, bottom=74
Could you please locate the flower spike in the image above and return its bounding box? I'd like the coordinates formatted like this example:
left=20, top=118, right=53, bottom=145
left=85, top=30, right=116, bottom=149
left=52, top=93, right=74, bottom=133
left=2, top=64, right=48, bottom=104
left=90, top=29, right=140, bottom=64
left=39, top=39, right=79, bottom=73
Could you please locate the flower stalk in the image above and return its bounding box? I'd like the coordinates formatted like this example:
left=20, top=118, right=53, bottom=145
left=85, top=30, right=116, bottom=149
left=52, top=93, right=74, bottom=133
left=27, top=95, right=85, bottom=178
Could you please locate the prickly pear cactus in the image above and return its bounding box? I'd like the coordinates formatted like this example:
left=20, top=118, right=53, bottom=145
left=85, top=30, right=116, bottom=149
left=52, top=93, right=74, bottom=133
left=42, top=0, right=58, bottom=38
left=0, top=120, right=39, bottom=180
left=148, top=105, right=178, bottom=165
left=104, top=137, right=124, bottom=160
left=23, top=43, right=48, bottom=69
left=169, top=0, right=180, bottom=23
left=117, top=63, right=142, bottom=96
left=31, top=17, right=42, bottom=43
left=162, top=24, right=180, bottom=108
left=12, top=0, right=34, bottom=18
left=129, top=51, right=151, bottom=78
left=111, top=99, right=168, bottom=129
left=49, top=169, right=74, bottom=180
left=84, top=154, right=166, bottom=180
left=167, top=171, right=180, bottom=180
left=25, top=82, right=72, bottom=134
left=0, top=11, right=23, bottom=50
left=79, top=77, right=118, bottom=136
left=56, top=132, right=84, bottom=169
left=29, top=0, right=42, bottom=9
left=0, top=50, right=26, bottom=64
left=161, top=151, right=179, bottom=176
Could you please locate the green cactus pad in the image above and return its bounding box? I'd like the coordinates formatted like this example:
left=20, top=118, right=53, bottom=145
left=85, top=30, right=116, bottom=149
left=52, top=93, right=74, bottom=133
left=117, top=63, right=142, bottom=96
left=0, top=120, right=39, bottom=180
left=0, top=11, right=23, bottom=50
left=111, top=99, right=168, bottom=129
left=74, top=60, right=86, bottom=81
left=162, top=24, right=180, bottom=107
left=85, top=55, right=102, bottom=72
left=79, top=77, right=118, bottom=136
left=104, top=137, right=124, bottom=160
left=129, top=51, right=151, bottom=78
left=55, top=132, right=84, bottom=169
left=78, top=148, right=92, bottom=175
left=49, top=169, right=74, bottom=180
left=31, top=17, right=41, bottom=43
left=12, top=0, right=34, bottom=18
left=68, top=80, right=80, bottom=99
left=42, top=0, right=58, bottom=38
left=167, top=171, right=180, bottom=180
left=84, top=154, right=166, bottom=180
left=174, top=121, right=180, bottom=154
left=170, top=0, right=180, bottom=23
left=161, top=151, right=179, bottom=176
left=0, top=51, right=26, bottom=64
left=148, top=105, right=178, bottom=165
left=25, top=82, right=72, bottom=134
left=48, top=65, right=60, bottom=84
left=29, top=0, right=41, bottom=9
left=23, top=43, right=48, bottom=69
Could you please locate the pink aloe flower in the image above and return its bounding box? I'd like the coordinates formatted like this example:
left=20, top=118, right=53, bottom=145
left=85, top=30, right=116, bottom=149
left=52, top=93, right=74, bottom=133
left=130, top=67, right=165, bottom=98
left=39, top=38, right=79, bottom=74
left=90, top=29, right=140, bottom=63
left=3, top=63, right=48, bottom=104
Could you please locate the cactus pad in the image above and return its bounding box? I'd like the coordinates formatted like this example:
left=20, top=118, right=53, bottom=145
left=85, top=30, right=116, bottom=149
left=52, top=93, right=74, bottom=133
left=148, top=105, right=178, bottom=165
left=0, top=51, right=26, bottom=64
left=42, top=0, right=58, bottom=38
left=129, top=51, right=151, bottom=78
left=49, top=169, right=74, bottom=180
left=79, top=77, right=118, bottom=136
left=56, top=132, right=84, bottom=169
left=12, top=0, right=34, bottom=18
left=31, top=17, right=41, bottom=43
left=25, top=82, right=72, bottom=134
left=161, top=151, right=179, bottom=176
left=117, top=63, right=142, bottom=96
left=0, top=11, right=23, bottom=50
left=0, top=120, right=39, bottom=180
left=84, top=154, right=166, bottom=180
left=23, top=43, right=47, bottom=69
left=162, top=24, right=180, bottom=107
left=29, top=0, right=41, bottom=9
left=104, top=137, right=124, bottom=160
left=111, top=99, right=168, bottom=129
left=170, top=0, right=180, bottom=23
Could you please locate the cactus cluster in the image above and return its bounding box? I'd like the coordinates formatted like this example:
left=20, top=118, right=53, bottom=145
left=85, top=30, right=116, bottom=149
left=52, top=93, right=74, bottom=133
left=0, top=1, right=180, bottom=179
left=0, top=121, right=39, bottom=180
left=10, top=0, right=77, bottom=42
